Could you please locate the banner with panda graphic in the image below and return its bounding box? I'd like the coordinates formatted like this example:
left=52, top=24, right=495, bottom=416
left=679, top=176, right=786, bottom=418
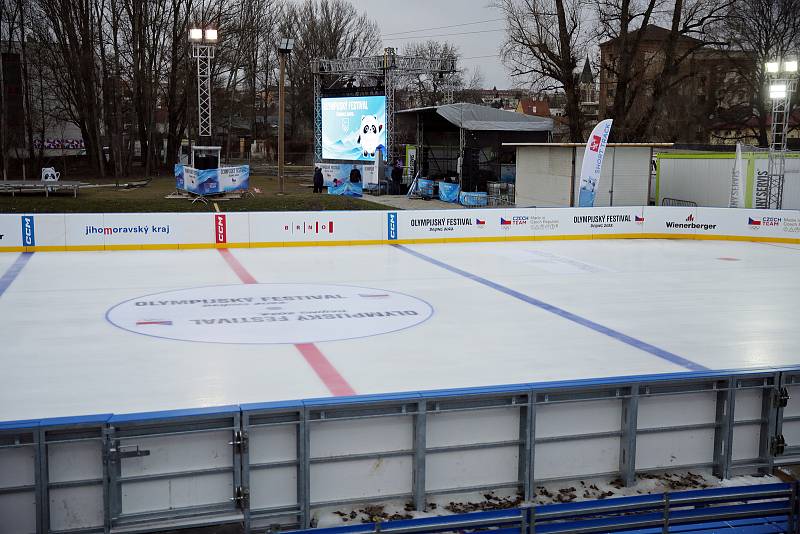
left=321, top=95, right=387, bottom=161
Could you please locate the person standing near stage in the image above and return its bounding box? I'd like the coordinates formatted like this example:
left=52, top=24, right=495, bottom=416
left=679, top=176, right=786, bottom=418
left=349, top=165, right=362, bottom=183
left=313, top=167, right=324, bottom=193
left=391, top=159, right=403, bottom=194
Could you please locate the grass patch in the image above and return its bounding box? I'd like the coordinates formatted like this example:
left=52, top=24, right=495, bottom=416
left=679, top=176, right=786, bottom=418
left=0, top=174, right=389, bottom=213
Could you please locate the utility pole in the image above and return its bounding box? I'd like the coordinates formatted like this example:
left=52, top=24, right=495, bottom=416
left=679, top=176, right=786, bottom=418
left=277, top=38, right=294, bottom=194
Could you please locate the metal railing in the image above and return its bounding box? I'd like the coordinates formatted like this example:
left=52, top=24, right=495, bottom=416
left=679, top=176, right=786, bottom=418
left=283, top=482, right=797, bottom=534
left=661, top=197, right=698, bottom=207
left=3, top=366, right=800, bottom=533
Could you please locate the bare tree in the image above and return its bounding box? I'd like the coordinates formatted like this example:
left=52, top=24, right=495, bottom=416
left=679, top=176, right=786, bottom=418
left=717, top=0, right=800, bottom=146
left=457, top=66, right=486, bottom=104
left=399, top=40, right=462, bottom=108
left=495, top=0, right=588, bottom=142
left=282, top=0, right=382, bottom=140
left=595, top=0, right=732, bottom=141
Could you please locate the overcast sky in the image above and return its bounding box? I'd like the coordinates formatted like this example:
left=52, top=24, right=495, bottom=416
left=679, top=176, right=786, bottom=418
left=348, top=0, right=514, bottom=89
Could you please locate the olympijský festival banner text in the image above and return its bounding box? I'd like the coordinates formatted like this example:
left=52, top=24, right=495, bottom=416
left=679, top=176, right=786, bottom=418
left=0, top=206, right=798, bottom=251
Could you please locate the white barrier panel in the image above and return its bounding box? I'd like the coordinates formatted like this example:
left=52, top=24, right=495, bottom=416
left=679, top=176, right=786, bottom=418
left=249, top=423, right=297, bottom=510
left=249, top=211, right=383, bottom=245
left=0, top=443, right=36, bottom=534
left=535, top=399, right=622, bottom=479
left=426, top=408, right=520, bottom=492
left=1, top=207, right=799, bottom=252
left=0, top=215, right=21, bottom=249
left=310, top=415, right=414, bottom=502
left=119, top=431, right=233, bottom=515
left=48, top=440, right=104, bottom=530
left=30, top=214, right=66, bottom=249
left=733, top=389, right=762, bottom=462
left=220, top=212, right=250, bottom=246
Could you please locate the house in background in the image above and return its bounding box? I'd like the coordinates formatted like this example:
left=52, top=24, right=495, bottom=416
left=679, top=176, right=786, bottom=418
left=598, top=24, right=754, bottom=143
left=515, top=99, right=551, bottom=118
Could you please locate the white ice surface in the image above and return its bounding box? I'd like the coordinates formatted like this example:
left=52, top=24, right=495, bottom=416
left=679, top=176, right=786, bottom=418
left=0, top=240, right=798, bottom=421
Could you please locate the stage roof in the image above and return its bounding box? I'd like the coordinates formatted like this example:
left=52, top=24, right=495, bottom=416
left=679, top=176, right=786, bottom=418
left=398, top=103, right=553, bottom=132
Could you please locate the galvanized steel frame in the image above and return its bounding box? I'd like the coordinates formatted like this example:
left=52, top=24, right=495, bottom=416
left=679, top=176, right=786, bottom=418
left=311, top=51, right=456, bottom=164
left=191, top=43, right=215, bottom=139
left=1, top=367, right=797, bottom=533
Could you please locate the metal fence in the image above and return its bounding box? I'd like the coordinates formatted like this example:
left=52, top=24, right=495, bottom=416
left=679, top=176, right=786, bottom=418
left=283, top=482, right=798, bottom=534
left=3, top=366, right=800, bottom=533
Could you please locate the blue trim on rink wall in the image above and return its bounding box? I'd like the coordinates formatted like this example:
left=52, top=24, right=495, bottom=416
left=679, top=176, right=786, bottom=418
left=108, top=404, right=240, bottom=423
left=283, top=483, right=796, bottom=534
left=392, top=244, right=709, bottom=372
left=0, top=365, right=790, bottom=431
left=0, top=251, right=33, bottom=298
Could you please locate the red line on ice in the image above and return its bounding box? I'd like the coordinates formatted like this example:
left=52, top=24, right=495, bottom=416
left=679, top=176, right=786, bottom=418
left=217, top=248, right=355, bottom=396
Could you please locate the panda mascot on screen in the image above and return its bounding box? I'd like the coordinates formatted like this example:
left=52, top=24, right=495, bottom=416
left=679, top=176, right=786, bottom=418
left=357, top=115, right=383, bottom=158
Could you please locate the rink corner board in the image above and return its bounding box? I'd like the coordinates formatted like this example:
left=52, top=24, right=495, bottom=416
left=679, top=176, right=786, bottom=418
left=0, top=206, right=798, bottom=251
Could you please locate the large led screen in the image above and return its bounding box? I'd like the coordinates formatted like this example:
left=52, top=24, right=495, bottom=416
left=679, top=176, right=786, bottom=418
left=321, top=95, right=387, bottom=161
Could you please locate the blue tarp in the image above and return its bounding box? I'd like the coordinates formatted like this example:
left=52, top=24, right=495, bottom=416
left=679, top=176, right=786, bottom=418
left=460, top=191, right=488, bottom=207
left=417, top=178, right=435, bottom=198
left=438, top=181, right=460, bottom=202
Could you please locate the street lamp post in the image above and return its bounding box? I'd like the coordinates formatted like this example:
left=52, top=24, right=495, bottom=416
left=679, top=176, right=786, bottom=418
left=189, top=27, right=218, bottom=144
left=277, top=37, right=294, bottom=194
left=764, top=58, right=798, bottom=209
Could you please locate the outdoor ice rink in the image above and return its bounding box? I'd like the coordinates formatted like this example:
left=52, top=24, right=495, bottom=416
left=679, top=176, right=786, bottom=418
left=1, top=238, right=799, bottom=423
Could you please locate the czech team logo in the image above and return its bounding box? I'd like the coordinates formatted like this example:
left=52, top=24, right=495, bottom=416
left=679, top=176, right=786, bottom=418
left=21, top=216, right=35, bottom=246
left=748, top=217, right=780, bottom=229
left=500, top=218, right=512, bottom=226
left=635, top=215, right=645, bottom=224
left=476, top=218, right=485, bottom=225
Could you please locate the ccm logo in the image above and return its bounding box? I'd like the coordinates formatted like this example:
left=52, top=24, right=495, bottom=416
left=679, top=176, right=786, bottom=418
left=215, top=214, right=227, bottom=244
left=21, top=216, right=35, bottom=246
left=387, top=212, right=397, bottom=240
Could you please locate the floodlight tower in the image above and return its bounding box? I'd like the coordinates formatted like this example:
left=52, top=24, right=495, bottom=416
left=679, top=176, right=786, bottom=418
left=189, top=26, right=218, bottom=140
left=765, top=59, right=798, bottom=209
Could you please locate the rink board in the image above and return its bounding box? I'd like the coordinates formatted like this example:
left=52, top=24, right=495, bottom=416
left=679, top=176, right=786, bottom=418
left=1, top=207, right=800, bottom=532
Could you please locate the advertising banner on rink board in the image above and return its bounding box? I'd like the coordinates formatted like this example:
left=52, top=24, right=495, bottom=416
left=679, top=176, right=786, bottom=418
left=578, top=119, right=613, bottom=208
left=698, top=207, right=800, bottom=240
left=249, top=211, right=383, bottom=245
left=1, top=207, right=799, bottom=252
left=568, top=206, right=644, bottom=236
left=391, top=209, right=511, bottom=240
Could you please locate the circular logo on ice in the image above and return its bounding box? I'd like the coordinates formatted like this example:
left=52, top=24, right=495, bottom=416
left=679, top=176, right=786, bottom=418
left=106, top=283, right=433, bottom=344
